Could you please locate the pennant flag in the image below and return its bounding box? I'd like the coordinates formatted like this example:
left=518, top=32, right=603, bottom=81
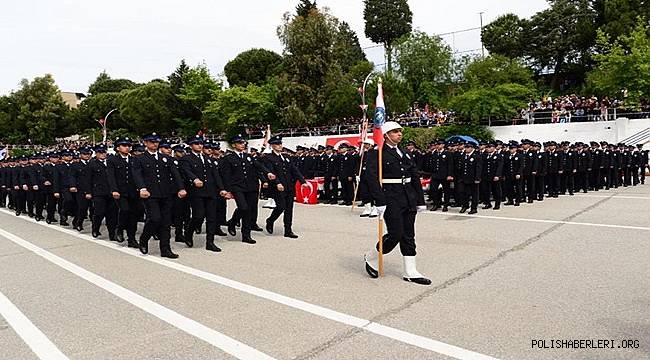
left=373, top=80, right=385, bottom=148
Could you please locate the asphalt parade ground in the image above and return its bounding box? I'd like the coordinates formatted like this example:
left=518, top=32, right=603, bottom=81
left=1, top=185, right=649, bottom=360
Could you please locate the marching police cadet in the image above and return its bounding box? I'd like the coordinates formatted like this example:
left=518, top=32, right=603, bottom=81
left=27, top=154, right=46, bottom=221
left=132, top=133, right=187, bottom=258
left=358, top=138, right=378, bottom=218
left=481, top=142, right=503, bottom=210
left=43, top=152, right=59, bottom=223
left=458, top=142, right=482, bottom=214
left=404, top=141, right=424, bottom=172
left=106, top=137, right=139, bottom=247
left=336, top=144, right=356, bottom=206
left=576, top=143, right=592, bottom=193
left=589, top=141, right=602, bottom=190
left=425, top=139, right=454, bottom=212
left=171, top=144, right=191, bottom=245
left=629, top=145, right=640, bottom=186
left=72, top=147, right=92, bottom=231
left=533, top=142, right=547, bottom=201
left=81, top=146, right=118, bottom=240
left=560, top=142, right=577, bottom=195
left=638, top=144, right=649, bottom=184
left=521, top=140, right=538, bottom=203
left=545, top=142, right=562, bottom=197
left=221, top=134, right=274, bottom=244
left=262, top=136, right=308, bottom=238
left=181, top=135, right=229, bottom=252
left=208, top=142, right=230, bottom=236
left=14, top=156, right=30, bottom=216
left=322, top=145, right=338, bottom=204
left=363, top=121, right=430, bottom=285
left=504, top=142, right=523, bottom=206
left=452, top=141, right=464, bottom=207
left=608, top=143, right=619, bottom=188
left=622, top=144, right=633, bottom=186
left=0, top=161, right=7, bottom=208
left=53, top=150, right=77, bottom=226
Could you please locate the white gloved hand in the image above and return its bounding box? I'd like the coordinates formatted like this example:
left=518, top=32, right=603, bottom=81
left=376, top=206, right=387, bottom=219
left=355, top=176, right=361, bottom=183
left=417, top=205, right=427, bottom=213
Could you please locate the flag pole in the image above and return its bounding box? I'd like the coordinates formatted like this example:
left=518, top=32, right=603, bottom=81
left=351, top=73, right=374, bottom=212
left=375, top=77, right=385, bottom=278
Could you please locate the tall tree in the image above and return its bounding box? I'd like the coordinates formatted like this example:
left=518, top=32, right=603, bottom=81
left=87, top=71, right=138, bottom=95
left=363, top=0, right=413, bottom=73
left=12, top=74, right=70, bottom=144
left=168, top=59, right=190, bottom=94
left=203, top=83, right=278, bottom=133
left=481, top=14, right=528, bottom=59
left=332, top=22, right=367, bottom=73
left=224, top=49, right=283, bottom=87
left=0, top=95, right=25, bottom=143
left=118, top=82, right=181, bottom=135
left=598, top=0, right=650, bottom=40
left=296, top=0, right=317, bottom=18
left=463, top=55, right=535, bottom=89
left=178, top=63, right=222, bottom=111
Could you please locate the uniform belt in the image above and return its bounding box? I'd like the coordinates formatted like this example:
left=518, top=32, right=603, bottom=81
left=382, top=178, right=411, bottom=185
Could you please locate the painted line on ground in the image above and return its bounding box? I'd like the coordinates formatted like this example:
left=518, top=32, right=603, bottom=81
left=0, top=209, right=498, bottom=360
left=0, top=290, right=68, bottom=360
left=573, top=194, right=650, bottom=200
left=0, top=227, right=274, bottom=360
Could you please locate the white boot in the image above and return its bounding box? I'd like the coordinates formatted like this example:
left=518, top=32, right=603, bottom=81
left=364, top=250, right=379, bottom=278
left=402, top=256, right=431, bottom=285
left=360, top=203, right=372, bottom=217
left=263, top=198, right=276, bottom=209
left=369, top=206, right=378, bottom=218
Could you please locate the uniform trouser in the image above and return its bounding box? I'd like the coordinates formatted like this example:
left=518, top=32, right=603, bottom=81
left=32, top=190, right=45, bottom=217
left=74, top=193, right=91, bottom=226
left=216, top=197, right=227, bottom=226
left=172, top=197, right=190, bottom=238
left=26, top=189, right=35, bottom=215
left=429, top=178, right=451, bottom=207
left=92, top=195, right=117, bottom=236
left=15, top=189, right=27, bottom=213
left=525, top=175, right=536, bottom=201
left=324, top=177, right=336, bottom=202
left=230, top=191, right=258, bottom=238
left=505, top=178, right=522, bottom=203
left=377, top=203, right=417, bottom=257
left=623, top=167, right=632, bottom=186
left=117, top=196, right=141, bottom=241
left=641, top=167, right=647, bottom=184
left=560, top=172, right=575, bottom=194
left=359, top=177, right=374, bottom=205
left=340, top=177, right=354, bottom=203
left=267, top=193, right=295, bottom=230
left=58, top=191, right=76, bottom=221
left=140, top=196, right=173, bottom=253
left=590, top=169, right=601, bottom=190
left=189, top=196, right=217, bottom=239
left=46, top=191, right=57, bottom=219
left=0, top=187, right=6, bottom=207
left=631, top=166, right=639, bottom=185
left=535, top=175, right=545, bottom=199
left=576, top=172, right=589, bottom=192
left=480, top=180, right=502, bottom=206
left=608, top=168, right=618, bottom=188
left=250, top=190, right=260, bottom=226
left=457, top=181, right=479, bottom=210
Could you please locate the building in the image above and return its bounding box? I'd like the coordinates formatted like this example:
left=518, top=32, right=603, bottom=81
left=60, top=92, right=86, bottom=109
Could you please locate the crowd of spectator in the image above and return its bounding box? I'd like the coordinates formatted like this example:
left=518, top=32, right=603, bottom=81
left=517, top=94, right=639, bottom=125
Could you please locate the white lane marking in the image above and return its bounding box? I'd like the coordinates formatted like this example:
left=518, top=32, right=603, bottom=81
left=0, top=290, right=69, bottom=360
left=421, top=211, right=650, bottom=231
left=0, top=209, right=498, bottom=360
left=573, top=194, right=650, bottom=200
left=0, top=228, right=274, bottom=360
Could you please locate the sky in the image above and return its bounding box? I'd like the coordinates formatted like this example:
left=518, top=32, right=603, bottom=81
left=0, top=0, right=549, bottom=95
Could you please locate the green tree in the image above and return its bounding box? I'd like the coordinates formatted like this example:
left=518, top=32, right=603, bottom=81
left=332, top=22, right=367, bottom=73
left=394, top=30, right=453, bottom=106
left=598, top=0, right=650, bottom=41
left=204, top=83, right=278, bottom=133
left=168, top=59, right=191, bottom=94
left=463, top=55, right=535, bottom=89
left=587, top=19, right=650, bottom=107
left=12, top=74, right=71, bottom=144
left=224, top=49, right=283, bottom=87
left=481, top=14, right=528, bottom=59
left=363, top=0, right=413, bottom=73
left=87, top=71, right=138, bottom=95
left=178, top=63, right=222, bottom=111
left=118, top=82, right=181, bottom=135
left=75, top=92, right=125, bottom=132
left=0, top=95, right=25, bottom=143
left=449, top=83, right=533, bottom=123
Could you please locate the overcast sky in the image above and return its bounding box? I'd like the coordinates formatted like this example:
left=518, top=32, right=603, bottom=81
left=0, top=0, right=549, bottom=95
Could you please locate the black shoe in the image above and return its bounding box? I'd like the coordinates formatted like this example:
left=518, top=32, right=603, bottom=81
left=92, top=231, right=101, bottom=238
left=227, top=221, right=236, bottom=236
left=215, top=228, right=228, bottom=237
left=430, top=205, right=440, bottom=212
left=459, top=207, right=468, bottom=214
left=442, top=206, right=448, bottom=212
left=60, top=220, right=69, bottom=227
left=468, top=209, right=477, bottom=215
left=195, top=226, right=202, bottom=234
left=184, top=236, right=193, bottom=248
left=251, top=224, right=263, bottom=232
left=403, top=277, right=432, bottom=285
left=138, top=239, right=148, bottom=255
left=174, top=233, right=185, bottom=243
left=482, top=204, right=492, bottom=210
left=527, top=199, right=534, bottom=204
left=15, top=211, right=21, bottom=216
left=46, top=218, right=53, bottom=224
left=35, top=216, right=43, bottom=222
left=284, top=231, right=299, bottom=239
left=108, top=234, right=116, bottom=242
left=28, top=213, right=35, bottom=218
left=514, top=202, right=520, bottom=207
left=116, top=232, right=125, bottom=243
left=74, top=224, right=84, bottom=232
left=504, top=201, right=514, bottom=206
left=265, top=220, right=274, bottom=234
left=364, top=256, right=378, bottom=279
left=343, top=202, right=353, bottom=206
left=161, top=251, right=179, bottom=259
left=127, top=240, right=139, bottom=248
left=206, top=243, right=222, bottom=252
left=242, top=237, right=257, bottom=244
left=493, top=205, right=500, bottom=210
